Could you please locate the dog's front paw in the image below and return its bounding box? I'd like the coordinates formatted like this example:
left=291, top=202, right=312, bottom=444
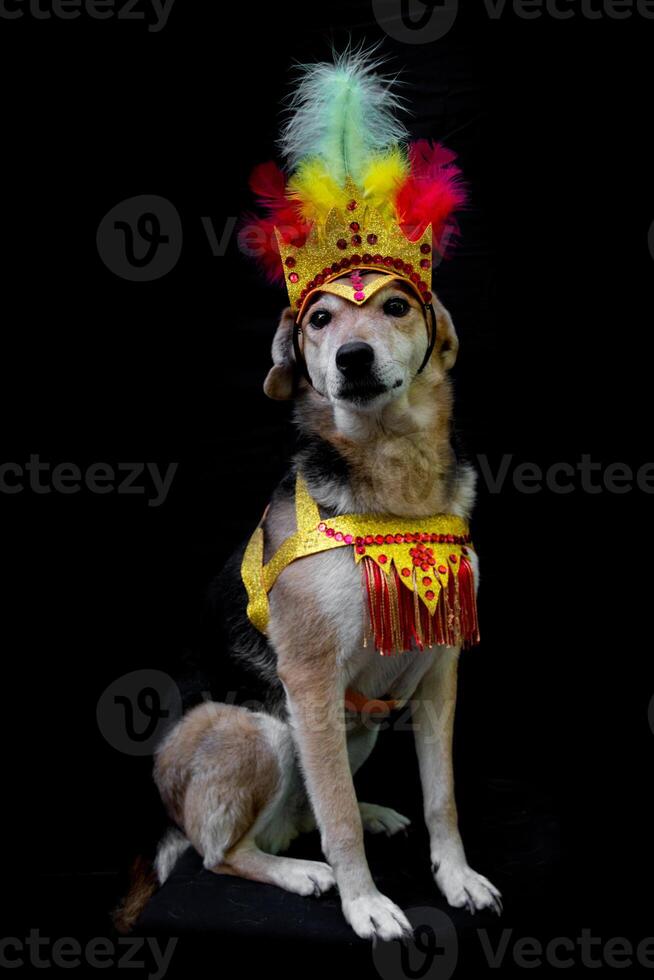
left=433, top=861, right=502, bottom=915
left=359, top=802, right=411, bottom=837
left=342, top=891, right=413, bottom=942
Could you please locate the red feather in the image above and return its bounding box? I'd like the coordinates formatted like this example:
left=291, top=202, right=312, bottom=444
left=249, top=161, right=289, bottom=214
left=241, top=162, right=312, bottom=283
left=395, top=140, right=467, bottom=249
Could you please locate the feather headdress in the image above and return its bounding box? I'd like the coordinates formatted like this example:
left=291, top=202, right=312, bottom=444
left=241, top=47, right=467, bottom=318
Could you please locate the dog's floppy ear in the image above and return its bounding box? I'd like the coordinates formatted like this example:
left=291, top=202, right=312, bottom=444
left=263, top=307, right=296, bottom=400
left=432, top=296, right=459, bottom=371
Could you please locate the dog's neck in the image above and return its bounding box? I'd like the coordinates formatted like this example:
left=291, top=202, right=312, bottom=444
left=293, top=373, right=475, bottom=520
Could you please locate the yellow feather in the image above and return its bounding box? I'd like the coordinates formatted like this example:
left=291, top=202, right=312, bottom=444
left=288, top=159, right=348, bottom=223
left=362, top=147, right=408, bottom=214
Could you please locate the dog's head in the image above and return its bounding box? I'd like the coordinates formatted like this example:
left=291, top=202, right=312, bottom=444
left=263, top=272, right=458, bottom=408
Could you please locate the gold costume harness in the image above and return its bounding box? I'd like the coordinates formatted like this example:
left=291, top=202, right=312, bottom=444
left=241, top=474, right=479, bottom=657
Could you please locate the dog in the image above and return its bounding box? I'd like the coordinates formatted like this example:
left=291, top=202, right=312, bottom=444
left=115, top=271, right=502, bottom=942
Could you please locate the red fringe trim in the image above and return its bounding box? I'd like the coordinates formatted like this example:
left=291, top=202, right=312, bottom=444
left=362, top=556, right=479, bottom=655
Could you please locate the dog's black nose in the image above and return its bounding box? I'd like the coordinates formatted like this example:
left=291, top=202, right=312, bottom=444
left=336, top=341, right=375, bottom=378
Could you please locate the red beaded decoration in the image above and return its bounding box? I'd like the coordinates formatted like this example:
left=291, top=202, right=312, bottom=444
left=367, top=233, right=378, bottom=244
left=346, top=200, right=358, bottom=211
left=285, top=256, right=296, bottom=268
left=349, top=221, right=360, bottom=232
left=336, top=238, right=348, bottom=250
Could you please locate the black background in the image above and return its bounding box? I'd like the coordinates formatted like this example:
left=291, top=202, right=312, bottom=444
left=1, top=0, right=653, bottom=975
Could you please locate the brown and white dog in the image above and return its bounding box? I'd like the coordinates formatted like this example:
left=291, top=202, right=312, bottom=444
left=121, top=273, right=502, bottom=942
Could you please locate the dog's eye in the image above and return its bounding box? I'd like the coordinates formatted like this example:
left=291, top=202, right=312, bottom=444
left=383, top=297, right=409, bottom=318
left=309, top=309, right=332, bottom=330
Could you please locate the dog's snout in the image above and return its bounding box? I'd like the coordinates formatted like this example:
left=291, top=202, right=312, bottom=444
left=336, top=341, right=375, bottom=378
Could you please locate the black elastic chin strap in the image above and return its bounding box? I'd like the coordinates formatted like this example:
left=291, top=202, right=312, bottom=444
left=293, top=302, right=436, bottom=393
left=417, top=302, right=437, bottom=374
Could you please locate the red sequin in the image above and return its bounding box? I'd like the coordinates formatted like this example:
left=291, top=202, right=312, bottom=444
left=422, top=577, right=432, bottom=586
left=367, top=233, right=378, bottom=244
left=425, top=590, right=435, bottom=601
left=285, top=256, right=296, bottom=268
left=350, top=221, right=360, bottom=232
left=347, top=200, right=358, bottom=211
left=378, top=554, right=387, bottom=564
left=351, top=235, right=362, bottom=246
left=420, top=243, right=431, bottom=254
left=438, top=564, right=447, bottom=575
left=288, top=273, right=298, bottom=283
left=420, top=259, right=430, bottom=269
left=336, top=238, right=348, bottom=250
left=401, top=567, right=411, bottom=577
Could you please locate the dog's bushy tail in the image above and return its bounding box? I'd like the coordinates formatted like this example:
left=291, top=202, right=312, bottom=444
left=112, top=828, right=189, bottom=934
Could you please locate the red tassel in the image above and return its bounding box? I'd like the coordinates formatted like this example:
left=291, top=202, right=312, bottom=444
left=362, top=556, right=479, bottom=654
left=457, top=555, right=480, bottom=648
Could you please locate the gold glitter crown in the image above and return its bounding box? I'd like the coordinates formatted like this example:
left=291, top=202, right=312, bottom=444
left=275, top=185, right=434, bottom=320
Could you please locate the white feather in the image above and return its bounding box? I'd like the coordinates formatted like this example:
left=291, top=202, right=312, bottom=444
left=278, top=43, right=408, bottom=185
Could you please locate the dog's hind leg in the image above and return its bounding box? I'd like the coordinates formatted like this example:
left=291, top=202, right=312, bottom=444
left=155, top=701, right=334, bottom=897
left=212, top=839, right=335, bottom=896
